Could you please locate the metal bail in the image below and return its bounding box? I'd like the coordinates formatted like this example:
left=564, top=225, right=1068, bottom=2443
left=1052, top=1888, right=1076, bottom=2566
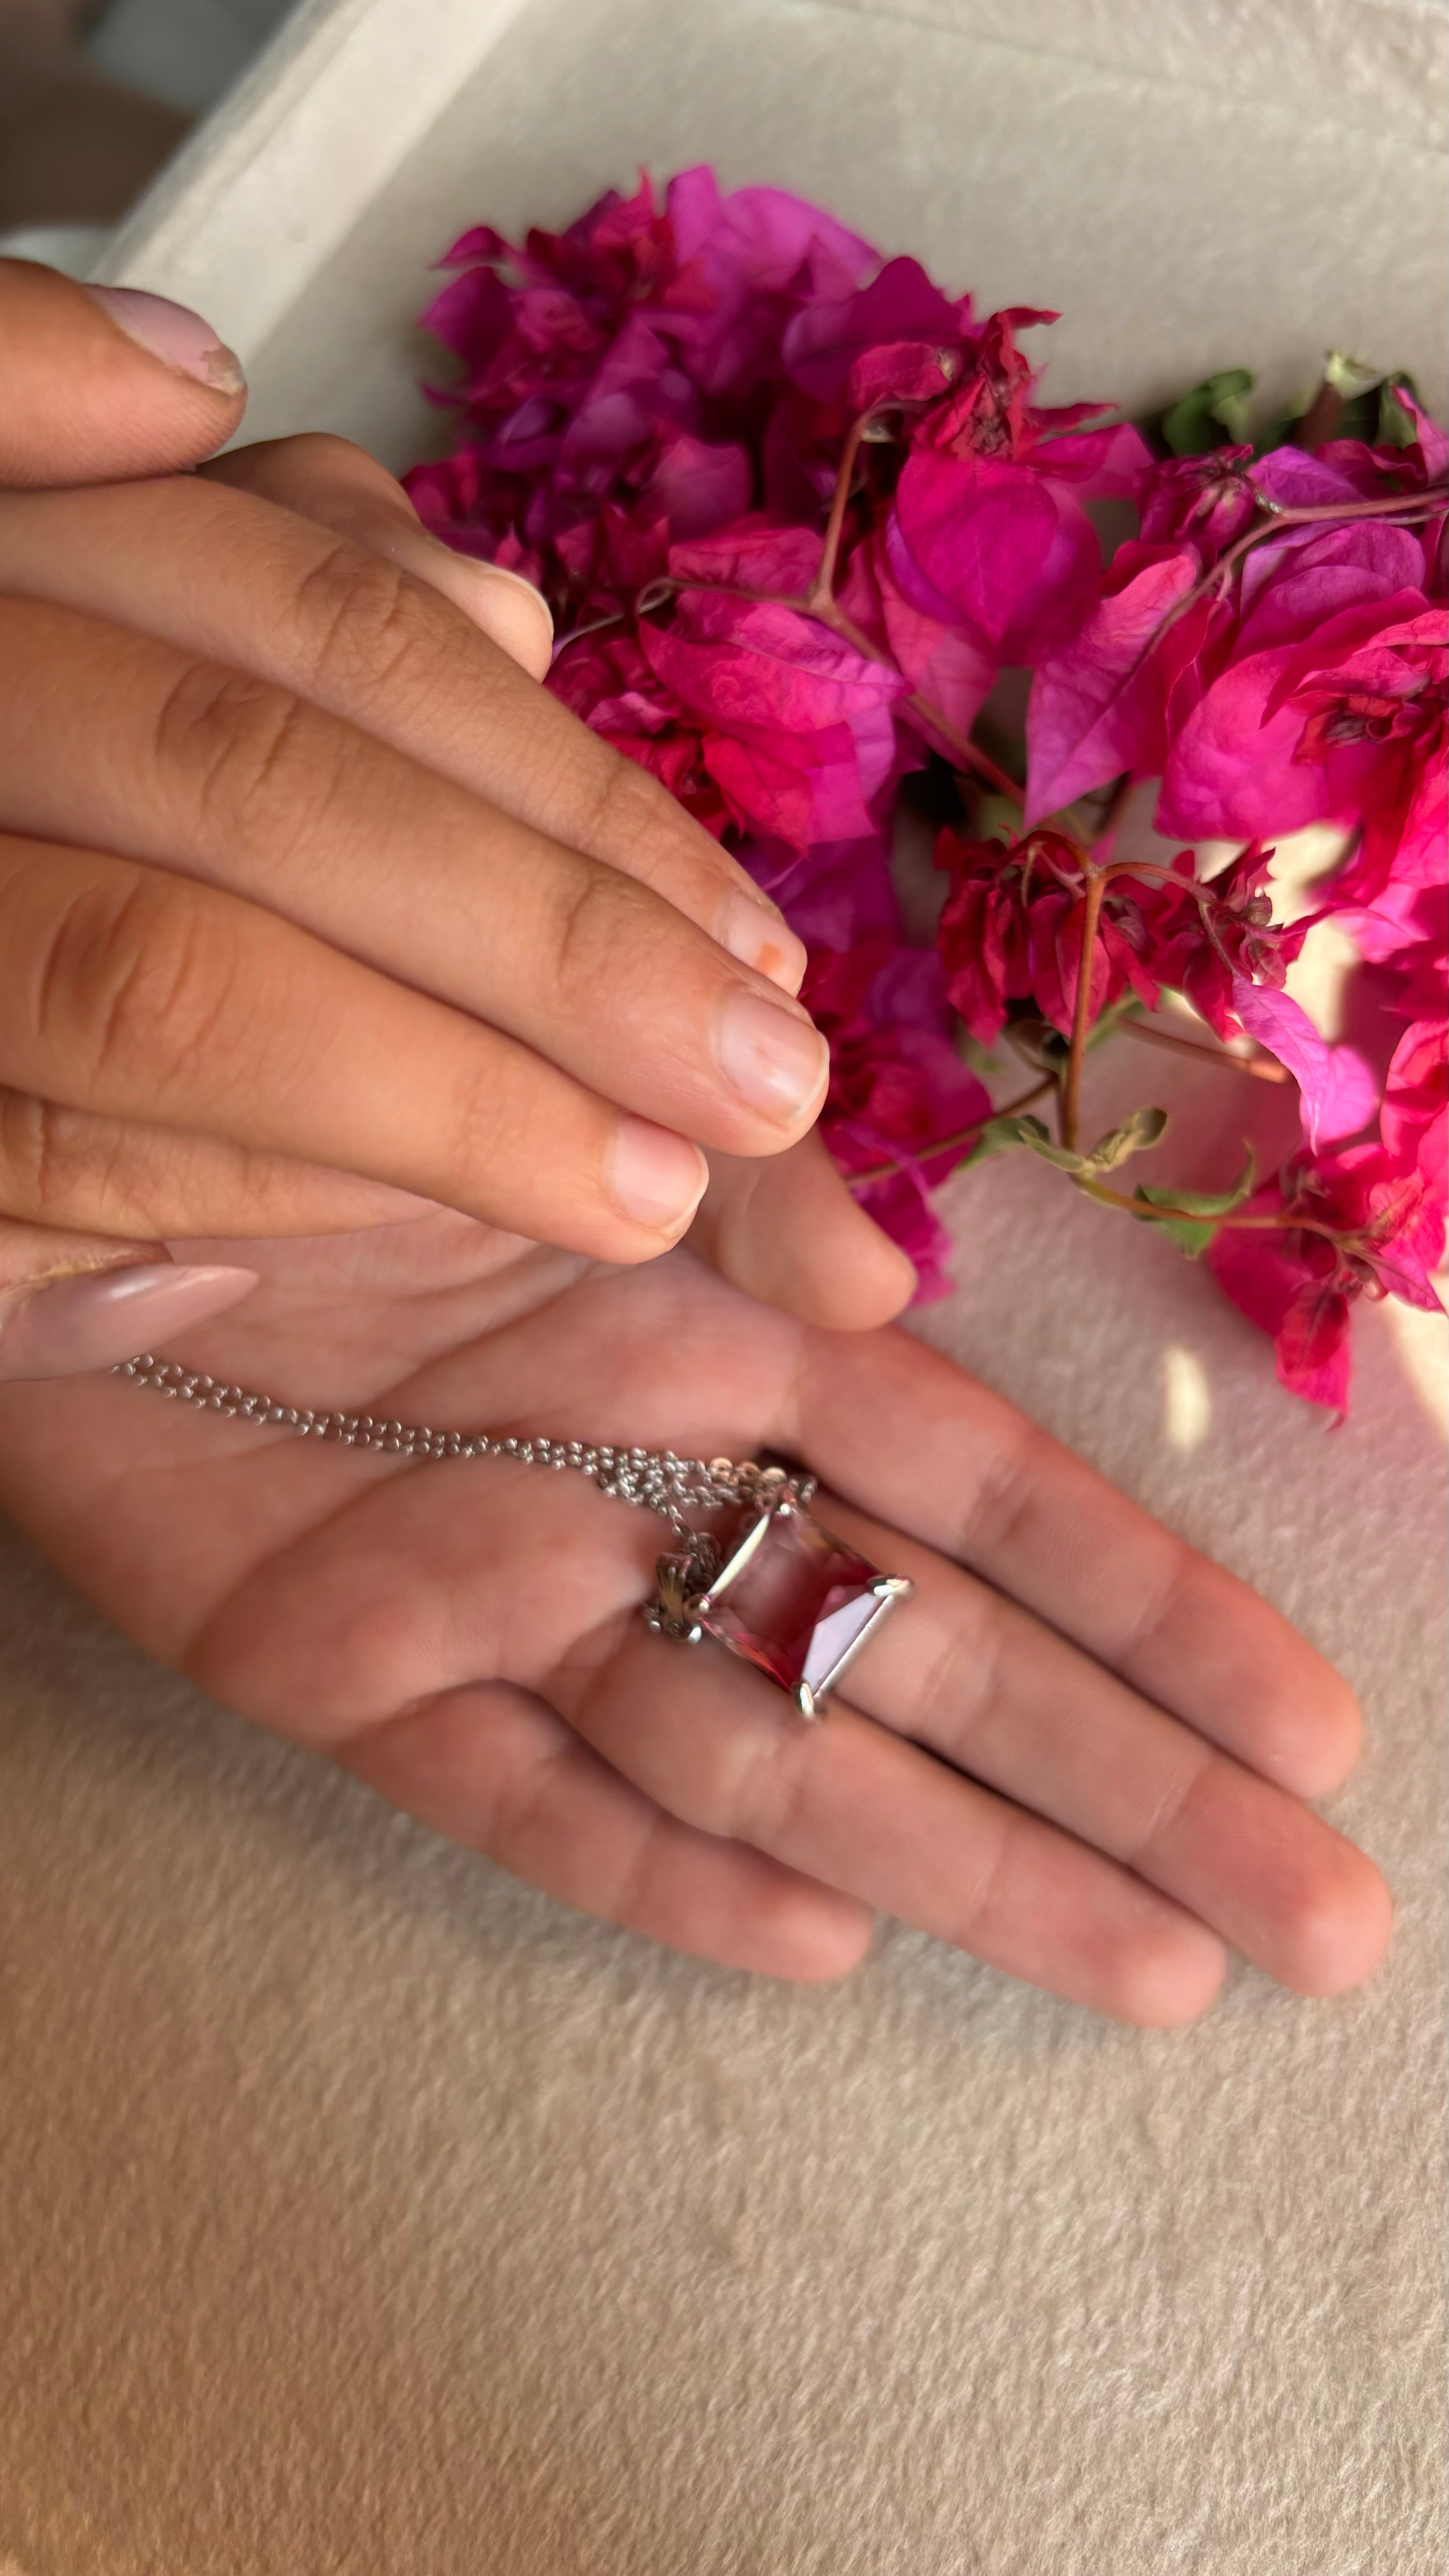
left=644, top=1534, right=722, bottom=1642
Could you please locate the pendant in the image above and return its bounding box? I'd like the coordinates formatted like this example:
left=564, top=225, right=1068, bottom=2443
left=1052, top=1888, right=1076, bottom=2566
left=644, top=1488, right=911, bottom=1718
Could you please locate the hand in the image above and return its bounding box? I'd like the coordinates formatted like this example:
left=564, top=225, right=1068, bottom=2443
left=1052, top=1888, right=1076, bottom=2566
left=0, top=258, right=915, bottom=1379
left=0, top=1218, right=1391, bottom=2021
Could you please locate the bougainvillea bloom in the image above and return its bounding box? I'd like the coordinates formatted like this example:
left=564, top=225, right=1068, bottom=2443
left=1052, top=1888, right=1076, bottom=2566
left=409, top=167, right=1447, bottom=1403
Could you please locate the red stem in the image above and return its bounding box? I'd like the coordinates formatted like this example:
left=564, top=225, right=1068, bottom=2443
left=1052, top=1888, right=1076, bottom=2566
left=1150, top=483, right=1447, bottom=656
left=1117, top=1017, right=1291, bottom=1082
left=1060, top=867, right=1106, bottom=1150
left=844, top=1076, right=1054, bottom=1191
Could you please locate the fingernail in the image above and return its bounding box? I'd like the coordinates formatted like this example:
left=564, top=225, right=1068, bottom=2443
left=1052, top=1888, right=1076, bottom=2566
left=86, top=285, right=246, bottom=397
left=607, top=1119, right=708, bottom=1233
left=422, top=549, right=554, bottom=676
left=0, top=1262, right=259, bottom=1383
left=717, top=989, right=830, bottom=1123
left=718, top=890, right=808, bottom=994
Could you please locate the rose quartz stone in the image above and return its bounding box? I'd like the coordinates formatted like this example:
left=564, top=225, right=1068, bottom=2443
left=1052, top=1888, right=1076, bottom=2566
left=701, top=1506, right=884, bottom=1697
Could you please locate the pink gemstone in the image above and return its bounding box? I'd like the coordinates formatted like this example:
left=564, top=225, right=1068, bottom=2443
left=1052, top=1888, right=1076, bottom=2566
left=700, top=1503, right=890, bottom=1701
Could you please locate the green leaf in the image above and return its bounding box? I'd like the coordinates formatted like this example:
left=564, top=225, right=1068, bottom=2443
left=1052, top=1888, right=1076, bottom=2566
left=1375, top=373, right=1422, bottom=449
left=969, top=1112, right=1053, bottom=1162
left=1157, top=369, right=1255, bottom=457
left=1078, top=1104, right=1170, bottom=1173
left=1321, top=350, right=1384, bottom=400
left=972, top=1103, right=1171, bottom=1179
left=1263, top=361, right=1423, bottom=455
left=1130, top=1150, right=1258, bottom=1256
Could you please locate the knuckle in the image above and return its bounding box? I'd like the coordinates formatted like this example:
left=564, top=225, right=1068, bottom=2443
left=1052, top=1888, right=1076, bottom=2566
left=289, top=538, right=427, bottom=700
left=944, top=1812, right=1015, bottom=1956
left=549, top=861, right=657, bottom=1015
left=952, top=1417, right=1052, bottom=1564
left=0, top=1090, right=105, bottom=1218
left=580, top=748, right=725, bottom=899
left=151, top=655, right=325, bottom=842
left=1123, top=1743, right=1212, bottom=1871
left=719, top=1720, right=815, bottom=1852
left=1111, top=1542, right=1194, bottom=1670
left=34, top=868, right=233, bottom=1099
left=915, top=1591, right=1002, bottom=1751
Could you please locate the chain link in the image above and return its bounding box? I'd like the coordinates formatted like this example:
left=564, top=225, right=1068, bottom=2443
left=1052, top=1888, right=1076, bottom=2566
left=112, top=1354, right=814, bottom=1534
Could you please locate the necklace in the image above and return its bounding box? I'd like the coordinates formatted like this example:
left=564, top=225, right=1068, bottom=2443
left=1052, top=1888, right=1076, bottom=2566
left=114, top=1354, right=912, bottom=1718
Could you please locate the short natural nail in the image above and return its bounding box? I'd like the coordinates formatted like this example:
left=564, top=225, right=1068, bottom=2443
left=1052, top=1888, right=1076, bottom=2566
left=608, top=1119, right=708, bottom=1233
left=424, top=550, right=555, bottom=676
left=718, top=890, right=808, bottom=994
left=717, top=989, right=830, bottom=1123
left=86, top=285, right=247, bottom=397
left=0, top=1262, right=259, bottom=1383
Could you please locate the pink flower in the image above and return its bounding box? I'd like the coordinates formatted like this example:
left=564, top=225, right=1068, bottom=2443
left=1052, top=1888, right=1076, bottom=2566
left=934, top=832, right=1305, bottom=1046
left=1209, top=1015, right=1446, bottom=1412
left=1137, top=446, right=1260, bottom=559
left=1228, top=980, right=1378, bottom=1151
left=779, top=253, right=975, bottom=409
left=1026, top=421, right=1447, bottom=832
left=1024, top=539, right=1206, bottom=822
left=404, top=167, right=883, bottom=609
left=640, top=524, right=909, bottom=849
left=548, top=626, right=736, bottom=838
left=804, top=939, right=992, bottom=1301
left=1159, top=598, right=1448, bottom=856
left=888, top=313, right=1148, bottom=670
left=403, top=165, right=1447, bottom=1417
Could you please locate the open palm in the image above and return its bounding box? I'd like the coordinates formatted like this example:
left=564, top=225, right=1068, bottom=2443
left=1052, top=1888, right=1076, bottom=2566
left=0, top=1208, right=1391, bottom=2022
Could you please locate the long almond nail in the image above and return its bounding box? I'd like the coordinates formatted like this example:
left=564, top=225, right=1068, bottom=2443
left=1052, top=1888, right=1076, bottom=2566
left=716, top=989, right=829, bottom=1122
left=0, top=1262, right=259, bottom=1383
left=718, top=890, right=808, bottom=994
left=86, top=285, right=246, bottom=397
left=608, top=1119, right=708, bottom=1233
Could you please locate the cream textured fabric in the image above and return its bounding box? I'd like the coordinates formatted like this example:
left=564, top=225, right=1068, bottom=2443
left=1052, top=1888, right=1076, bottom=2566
left=3, top=2, right=1447, bottom=2566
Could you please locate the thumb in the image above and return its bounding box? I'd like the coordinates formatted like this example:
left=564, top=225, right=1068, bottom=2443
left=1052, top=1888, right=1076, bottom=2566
left=689, top=1133, right=918, bottom=1330
left=0, top=1221, right=258, bottom=1383
left=0, top=257, right=247, bottom=487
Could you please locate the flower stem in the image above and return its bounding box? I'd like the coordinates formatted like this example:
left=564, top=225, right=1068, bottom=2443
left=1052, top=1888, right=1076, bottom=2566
left=843, top=1075, right=1055, bottom=1190
left=1150, top=483, right=1447, bottom=657
left=1117, top=1016, right=1292, bottom=1082
left=808, top=411, right=875, bottom=609
left=1074, top=1174, right=1350, bottom=1246
left=1060, top=868, right=1107, bottom=1151
left=902, top=693, right=1024, bottom=801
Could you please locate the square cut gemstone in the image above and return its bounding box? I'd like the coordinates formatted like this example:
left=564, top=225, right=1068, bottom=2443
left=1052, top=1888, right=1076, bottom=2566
left=699, top=1502, right=890, bottom=1701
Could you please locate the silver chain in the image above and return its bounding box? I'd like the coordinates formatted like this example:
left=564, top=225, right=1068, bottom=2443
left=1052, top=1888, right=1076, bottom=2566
left=112, top=1353, right=814, bottom=1536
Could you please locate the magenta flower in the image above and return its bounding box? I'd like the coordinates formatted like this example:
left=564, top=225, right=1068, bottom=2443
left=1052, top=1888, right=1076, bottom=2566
left=405, top=168, right=1446, bottom=1386
left=1210, top=1016, right=1446, bottom=1414
left=934, top=832, right=1306, bottom=1047
left=1026, top=415, right=1447, bottom=836
left=888, top=313, right=1149, bottom=672
left=804, top=939, right=992, bottom=1301
left=1159, top=598, right=1447, bottom=855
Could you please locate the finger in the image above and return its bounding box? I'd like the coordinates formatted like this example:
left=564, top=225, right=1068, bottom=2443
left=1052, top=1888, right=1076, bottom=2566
left=804, top=1491, right=1391, bottom=1997
left=689, top=1132, right=917, bottom=1329
left=208, top=434, right=556, bottom=680
left=0, top=1086, right=437, bottom=1238
left=0, top=259, right=245, bottom=484
left=0, top=1215, right=257, bottom=1380
left=785, top=1327, right=1364, bottom=1801
left=0, top=464, right=804, bottom=990
left=0, top=831, right=710, bottom=1260
left=343, top=1681, right=873, bottom=1982
left=562, top=1633, right=1229, bottom=2024
left=0, top=600, right=828, bottom=1159
left=191, top=1454, right=1226, bottom=2027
